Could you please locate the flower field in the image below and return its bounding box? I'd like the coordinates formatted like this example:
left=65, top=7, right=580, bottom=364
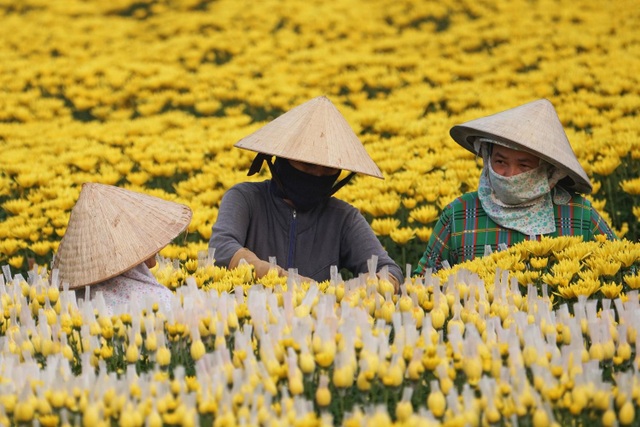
left=1, top=0, right=640, bottom=425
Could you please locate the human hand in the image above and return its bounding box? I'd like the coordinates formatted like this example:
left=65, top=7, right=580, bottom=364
left=230, top=248, right=286, bottom=279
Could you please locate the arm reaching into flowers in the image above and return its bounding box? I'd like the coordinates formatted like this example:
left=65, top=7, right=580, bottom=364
left=208, top=96, right=404, bottom=286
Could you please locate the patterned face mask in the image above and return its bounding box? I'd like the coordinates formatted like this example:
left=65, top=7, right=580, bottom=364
left=476, top=139, right=570, bottom=235
left=487, top=160, right=550, bottom=206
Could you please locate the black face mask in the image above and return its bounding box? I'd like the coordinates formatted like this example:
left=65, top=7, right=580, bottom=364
left=269, top=158, right=340, bottom=211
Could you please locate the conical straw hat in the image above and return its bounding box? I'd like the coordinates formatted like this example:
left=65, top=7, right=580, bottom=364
left=449, top=99, right=592, bottom=194
left=235, top=96, right=383, bottom=178
left=53, top=183, right=192, bottom=290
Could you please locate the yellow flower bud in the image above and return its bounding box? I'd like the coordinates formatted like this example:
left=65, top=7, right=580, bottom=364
left=100, top=345, right=113, bottom=359
left=41, top=339, right=55, bottom=357
left=289, top=375, right=304, bottom=395
left=333, top=365, right=354, bottom=388
left=398, top=295, right=413, bottom=312
left=14, top=397, right=36, bottom=423
left=532, top=409, right=548, bottom=427
left=619, top=400, right=635, bottom=425
left=0, top=395, right=17, bottom=413
left=463, top=357, right=482, bottom=386
left=430, top=308, right=445, bottom=330
left=148, top=410, right=163, bottom=427
left=485, top=408, right=501, bottom=424
left=299, top=352, right=315, bottom=375
left=378, top=279, right=395, bottom=295
left=617, top=342, right=632, bottom=361
left=356, top=371, right=371, bottom=391
left=145, top=333, right=158, bottom=352
left=378, top=300, right=395, bottom=323
left=316, top=387, right=331, bottom=407
left=407, top=359, right=424, bottom=380
left=125, top=344, right=139, bottom=363
left=315, top=342, right=336, bottom=368
left=427, top=389, right=446, bottom=418
left=62, top=345, right=74, bottom=361
left=190, top=339, right=206, bottom=361
left=396, top=401, right=413, bottom=421
left=157, top=347, right=171, bottom=366
left=47, top=286, right=60, bottom=304
left=382, top=362, right=403, bottom=387
left=44, top=308, right=57, bottom=326
left=21, top=340, right=35, bottom=356
left=602, top=409, right=616, bottom=427
left=82, top=405, right=101, bottom=427
left=294, top=304, right=311, bottom=318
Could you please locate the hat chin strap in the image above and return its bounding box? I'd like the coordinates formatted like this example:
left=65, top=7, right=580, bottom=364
left=247, top=153, right=271, bottom=176
left=329, top=172, right=356, bottom=195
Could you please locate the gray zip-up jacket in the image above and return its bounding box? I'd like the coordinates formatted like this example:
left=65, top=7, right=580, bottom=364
left=209, top=181, right=404, bottom=283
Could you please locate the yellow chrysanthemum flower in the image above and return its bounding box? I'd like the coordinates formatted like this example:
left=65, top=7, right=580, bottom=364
left=369, top=217, right=400, bottom=237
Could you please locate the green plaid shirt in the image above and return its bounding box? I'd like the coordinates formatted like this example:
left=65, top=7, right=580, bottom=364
left=414, top=191, right=617, bottom=274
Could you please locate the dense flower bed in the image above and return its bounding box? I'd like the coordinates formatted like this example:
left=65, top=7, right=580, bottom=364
left=1, top=238, right=640, bottom=426
left=1, top=0, right=640, bottom=425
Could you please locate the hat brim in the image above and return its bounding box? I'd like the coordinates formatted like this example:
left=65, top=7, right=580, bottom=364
left=234, top=96, right=384, bottom=179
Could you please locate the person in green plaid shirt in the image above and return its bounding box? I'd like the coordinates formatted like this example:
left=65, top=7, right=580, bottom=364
left=415, top=99, right=617, bottom=274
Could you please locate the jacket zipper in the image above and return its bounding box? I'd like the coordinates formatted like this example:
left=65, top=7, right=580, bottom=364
left=287, top=209, right=297, bottom=269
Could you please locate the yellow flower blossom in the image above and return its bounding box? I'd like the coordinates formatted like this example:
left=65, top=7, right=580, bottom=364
left=370, top=218, right=400, bottom=236
left=402, top=198, right=417, bottom=209
left=529, top=257, right=549, bottom=269
left=591, top=156, right=621, bottom=176
left=376, top=196, right=401, bottom=217
left=620, top=177, right=640, bottom=195
left=409, top=205, right=440, bottom=225
left=623, top=274, right=640, bottom=290
left=29, top=241, right=51, bottom=257
left=0, top=239, right=25, bottom=256
left=8, top=255, right=25, bottom=270
left=521, top=237, right=560, bottom=257
left=2, top=199, right=32, bottom=215
left=390, top=227, right=416, bottom=245
left=599, top=282, right=623, bottom=299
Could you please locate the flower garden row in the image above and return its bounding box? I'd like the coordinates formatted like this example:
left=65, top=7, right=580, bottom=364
left=1, top=237, right=640, bottom=426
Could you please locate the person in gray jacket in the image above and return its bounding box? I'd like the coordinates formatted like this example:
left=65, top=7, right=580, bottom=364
left=209, top=96, right=403, bottom=289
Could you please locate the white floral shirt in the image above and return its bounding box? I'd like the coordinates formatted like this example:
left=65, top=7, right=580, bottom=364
left=86, top=263, right=173, bottom=315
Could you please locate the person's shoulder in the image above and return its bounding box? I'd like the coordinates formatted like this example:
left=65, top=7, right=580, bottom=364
left=327, top=196, right=355, bottom=208
left=222, top=181, right=271, bottom=207
left=569, top=193, right=596, bottom=210
left=568, top=193, right=588, bottom=202
left=227, top=180, right=269, bottom=193
left=326, top=197, right=360, bottom=214
left=443, top=192, right=479, bottom=209
left=558, top=190, right=590, bottom=206
left=457, top=191, right=480, bottom=202
left=224, top=181, right=271, bottom=200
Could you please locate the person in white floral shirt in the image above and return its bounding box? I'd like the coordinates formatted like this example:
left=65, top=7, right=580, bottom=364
left=52, top=183, right=192, bottom=315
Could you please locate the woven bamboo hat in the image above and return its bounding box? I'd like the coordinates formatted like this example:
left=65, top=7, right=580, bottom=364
left=53, top=183, right=192, bottom=290
left=449, top=99, right=592, bottom=194
left=235, top=96, right=383, bottom=178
